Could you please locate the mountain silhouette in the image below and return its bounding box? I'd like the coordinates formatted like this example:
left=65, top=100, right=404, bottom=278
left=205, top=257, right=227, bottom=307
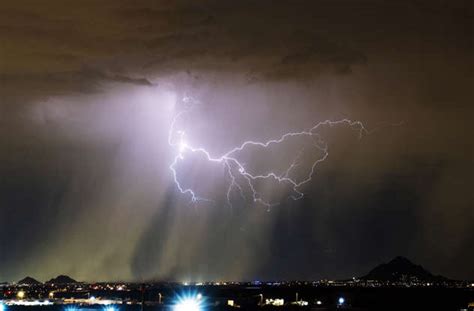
left=18, top=276, right=41, bottom=285
left=362, top=256, right=448, bottom=282
left=46, top=275, right=77, bottom=284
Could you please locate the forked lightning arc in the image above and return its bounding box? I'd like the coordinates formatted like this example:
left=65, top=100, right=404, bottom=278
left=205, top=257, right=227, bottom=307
left=168, top=96, right=368, bottom=208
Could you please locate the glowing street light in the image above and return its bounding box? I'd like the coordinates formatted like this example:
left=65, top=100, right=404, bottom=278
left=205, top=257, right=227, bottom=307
left=338, top=297, right=345, bottom=305
left=173, top=293, right=204, bottom=311
left=174, top=298, right=201, bottom=311
left=17, top=291, right=25, bottom=299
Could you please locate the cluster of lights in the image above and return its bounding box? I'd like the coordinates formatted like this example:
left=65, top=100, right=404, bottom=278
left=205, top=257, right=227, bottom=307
left=265, top=298, right=285, bottom=306
left=6, top=300, right=53, bottom=306
left=64, top=306, right=117, bottom=311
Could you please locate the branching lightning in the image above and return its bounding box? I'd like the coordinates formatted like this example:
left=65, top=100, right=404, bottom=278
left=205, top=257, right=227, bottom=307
left=168, top=96, right=368, bottom=208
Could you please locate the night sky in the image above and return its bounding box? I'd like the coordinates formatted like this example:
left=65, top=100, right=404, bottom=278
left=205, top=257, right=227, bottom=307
left=0, top=0, right=473, bottom=283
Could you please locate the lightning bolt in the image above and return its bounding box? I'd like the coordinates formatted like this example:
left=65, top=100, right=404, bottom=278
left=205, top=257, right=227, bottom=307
left=168, top=96, right=368, bottom=208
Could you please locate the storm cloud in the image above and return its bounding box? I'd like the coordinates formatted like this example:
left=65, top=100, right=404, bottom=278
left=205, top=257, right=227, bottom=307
left=0, top=0, right=473, bottom=282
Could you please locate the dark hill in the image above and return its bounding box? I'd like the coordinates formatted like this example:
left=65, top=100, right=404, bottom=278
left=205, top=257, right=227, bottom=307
left=362, top=256, right=448, bottom=282
left=18, top=276, right=41, bottom=285
left=46, top=275, right=77, bottom=284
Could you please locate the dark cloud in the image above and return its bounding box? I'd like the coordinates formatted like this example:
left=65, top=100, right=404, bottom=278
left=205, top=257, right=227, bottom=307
left=1, top=69, right=152, bottom=100
left=1, top=0, right=471, bottom=97
left=1, top=0, right=378, bottom=100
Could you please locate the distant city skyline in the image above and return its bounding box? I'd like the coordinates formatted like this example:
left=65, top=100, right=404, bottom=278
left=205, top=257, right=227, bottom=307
left=2, top=257, right=473, bottom=311
left=3, top=256, right=471, bottom=284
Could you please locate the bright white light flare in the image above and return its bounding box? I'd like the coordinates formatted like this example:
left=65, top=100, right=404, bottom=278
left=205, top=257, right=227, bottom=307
left=174, top=297, right=202, bottom=311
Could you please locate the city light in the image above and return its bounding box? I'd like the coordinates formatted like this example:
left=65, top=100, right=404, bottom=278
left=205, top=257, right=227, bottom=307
left=316, top=300, right=322, bottom=305
left=173, top=293, right=204, bottom=311
left=0, top=302, right=5, bottom=311
left=64, top=306, right=78, bottom=311
left=265, top=298, right=284, bottom=306
left=103, top=306, right=117, bottom=311
left=6, top=300, right=53, bottom=306
left=17, top=291, right=25, bottom=299
left=338, top=297, right=345, bottom=305
left=174, top=298, right=201, bottom=311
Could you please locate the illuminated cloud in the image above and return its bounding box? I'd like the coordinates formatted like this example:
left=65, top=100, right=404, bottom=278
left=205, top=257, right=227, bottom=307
left=0, top=0, right=472, bottom=282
